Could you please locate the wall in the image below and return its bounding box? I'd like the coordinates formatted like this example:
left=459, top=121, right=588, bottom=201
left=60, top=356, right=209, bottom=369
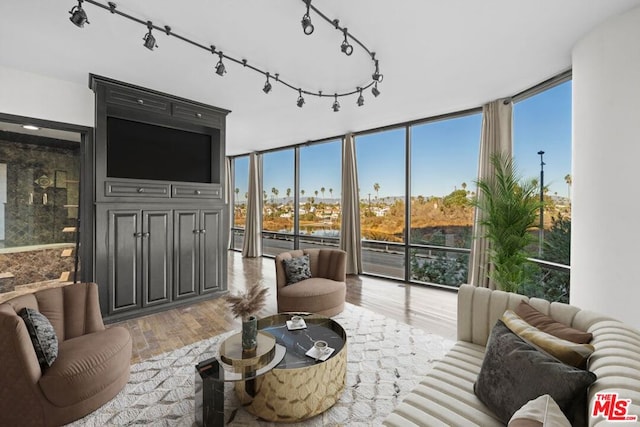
left=0, top=65, right=94, bottom=127
left=571, top=6, right=640, bottom=328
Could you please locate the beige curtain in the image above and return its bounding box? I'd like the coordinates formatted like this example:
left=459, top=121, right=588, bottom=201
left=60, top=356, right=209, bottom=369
left=469, top=99, right=513, bottom=288
left=224, top=157, right=232, bottom=249
left=339, top=133, right=362, bottom=274
left=242, top=152, right=262, bottom=258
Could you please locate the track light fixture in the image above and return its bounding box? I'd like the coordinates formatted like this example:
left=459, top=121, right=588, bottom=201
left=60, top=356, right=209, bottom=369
left=143, top=21, right=157, bottom=50
left=68, top=0, right=384, bottom=110
left=263, top=73, right=272, bottom=94
left=301, top=0, right=314, bottom=35
left=332, top=94, right=340, bottom=112
left=372, top=59, right=384, bottom=83
left=215, top=52, right=226, bottom=76
left=341, top=29, right=353, bottom=56
left=69, top=0, right=89, bottom=27
left=357, top=88, right=364, bottom=106
left=372, top=82, right=380, bottom=97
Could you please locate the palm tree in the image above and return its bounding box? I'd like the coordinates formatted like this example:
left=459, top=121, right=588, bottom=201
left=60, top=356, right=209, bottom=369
left=235, top=187, right=240, bottom=203
left=321, top=187, right=325, bottom=201
left=314, top=190, right=319, bottom=200
left=300, top=189, right=305, bottom=201
left=373, top=183, right=380, bottom=200
left=461, top=182, right=467, bottom=193
left=286, top=187, right=291, bottom=204
left=329, top=188, right=333, bottom=200
left=271, top=187, right=279, bottom=204
left=564, top=174, right=572, bottom=201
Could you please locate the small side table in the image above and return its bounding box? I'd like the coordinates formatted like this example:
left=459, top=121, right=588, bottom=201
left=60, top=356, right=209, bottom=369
left=195, top=331, right=285, bottom=427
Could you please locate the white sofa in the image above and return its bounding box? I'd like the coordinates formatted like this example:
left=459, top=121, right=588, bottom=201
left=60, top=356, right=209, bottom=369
left=384, top=284, right=640, bottom=426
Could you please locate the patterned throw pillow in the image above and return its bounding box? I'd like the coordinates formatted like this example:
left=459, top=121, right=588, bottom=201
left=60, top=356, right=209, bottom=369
left=283, top=255, right=312, bottom=285
left=19, top=308, right=59, bottom=370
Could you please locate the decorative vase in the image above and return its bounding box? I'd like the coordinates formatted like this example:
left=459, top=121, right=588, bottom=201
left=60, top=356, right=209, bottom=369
left=242, top=315, right=258, bottom=352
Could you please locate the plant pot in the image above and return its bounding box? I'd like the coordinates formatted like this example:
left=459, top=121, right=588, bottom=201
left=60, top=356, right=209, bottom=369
left=242, top=315, right=258, bottom=352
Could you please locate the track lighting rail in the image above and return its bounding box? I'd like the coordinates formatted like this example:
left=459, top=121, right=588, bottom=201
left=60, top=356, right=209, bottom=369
left=71, top=0, right=384, bottom=110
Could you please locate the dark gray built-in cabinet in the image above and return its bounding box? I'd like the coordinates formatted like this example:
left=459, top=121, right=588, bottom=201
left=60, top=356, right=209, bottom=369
left=90, top=75, right=230, bottom=320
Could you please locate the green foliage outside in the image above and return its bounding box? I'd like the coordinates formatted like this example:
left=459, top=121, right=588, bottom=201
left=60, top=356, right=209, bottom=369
left=521, top=214, right=571, bottom=303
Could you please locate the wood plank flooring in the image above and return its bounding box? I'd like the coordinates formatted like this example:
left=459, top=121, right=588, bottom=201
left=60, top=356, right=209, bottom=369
left=111, top=251, right=458, bottom=364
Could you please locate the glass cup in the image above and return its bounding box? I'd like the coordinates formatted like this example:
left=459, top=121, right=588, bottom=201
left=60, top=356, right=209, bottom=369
left=291, top=316, right=303, bottom=327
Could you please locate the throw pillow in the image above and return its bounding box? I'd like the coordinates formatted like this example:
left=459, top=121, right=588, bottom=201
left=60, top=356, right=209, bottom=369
left=18, top=307, right=59, bottom=370
left=508, top=394, right=571, bottom=427
left=502, top=310, right=594, bottom=368
left=474, top=320, right=596, bottom=423
left=515, top=301, right=593, bottom=343
left=282, top=255, right=312, bottom=285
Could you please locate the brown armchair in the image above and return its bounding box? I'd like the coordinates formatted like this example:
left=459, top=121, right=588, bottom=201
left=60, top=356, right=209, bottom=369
left=0, top=282, right=132, bottom=426
left=275, top=248, right=347, bottom=316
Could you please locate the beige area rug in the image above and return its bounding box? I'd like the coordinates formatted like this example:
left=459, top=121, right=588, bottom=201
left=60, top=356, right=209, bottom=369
left=67, top=303, right=455, bottom=426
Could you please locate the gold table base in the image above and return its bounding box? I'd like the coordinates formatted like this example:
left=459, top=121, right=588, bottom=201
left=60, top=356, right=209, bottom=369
left=235, top=341, right=347, bottom=422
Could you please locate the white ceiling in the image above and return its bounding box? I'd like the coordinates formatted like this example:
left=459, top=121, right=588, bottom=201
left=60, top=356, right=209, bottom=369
left=1, top=0, right=639, bottom=155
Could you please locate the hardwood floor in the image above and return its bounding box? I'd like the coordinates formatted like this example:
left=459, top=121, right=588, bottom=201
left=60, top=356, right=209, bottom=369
left=111, top=251, right=458, bottom=364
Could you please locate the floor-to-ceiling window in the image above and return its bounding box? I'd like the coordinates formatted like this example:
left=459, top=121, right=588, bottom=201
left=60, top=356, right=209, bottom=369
left=231, top=155, right=248, bottom=251
left=355, top=128, right=406, bottom=279
left=228, top=75, right=571, bottom=297
left=299, top=139, right=342, bottom=250
left=513, top=78, right=572, bottom=302
left=261, top=149, right=295, bottom=255
left=409, top=113, right=481, bottom=286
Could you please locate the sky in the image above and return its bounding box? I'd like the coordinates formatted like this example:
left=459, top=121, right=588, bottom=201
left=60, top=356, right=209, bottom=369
left=234, top=81, right=572, bottom=201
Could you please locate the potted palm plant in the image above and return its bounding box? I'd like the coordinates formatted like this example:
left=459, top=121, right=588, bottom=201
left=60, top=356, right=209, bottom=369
left=474, top=153, right=542, bottom=293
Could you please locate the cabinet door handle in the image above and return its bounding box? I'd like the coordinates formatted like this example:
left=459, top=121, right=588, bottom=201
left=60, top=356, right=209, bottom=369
left=200, top=229, right=206, bottom=234
left=143, top=232, right=150, bottom=238
left=134, top=232, right=143, bottom=237
left=195, top=112, right=202, bottom=118
left=137, top=187, right=145, bottom=193
left=193, top=229, right=200, bottom=234
left=195, top=190, right=201, bottom=195
left=137, top=99, right=144, bottom=104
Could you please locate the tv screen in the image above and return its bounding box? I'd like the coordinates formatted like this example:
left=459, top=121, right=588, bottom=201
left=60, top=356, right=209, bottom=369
left=107, top=117, right=214, bottom=183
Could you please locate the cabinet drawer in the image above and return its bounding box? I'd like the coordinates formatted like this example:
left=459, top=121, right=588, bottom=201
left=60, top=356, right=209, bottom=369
left=105, top=181, right=170, bottom=198
left=172, top=184, right=221, bottom=199
left=106, top=87, right=170, bottom=115
left=171, top=102, right=222, bottom=126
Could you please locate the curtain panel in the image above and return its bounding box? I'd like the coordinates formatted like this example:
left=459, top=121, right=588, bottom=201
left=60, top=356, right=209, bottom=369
left=242, top=152, right=263, bottom=258
left=339, top=133, right=363, bottom=274
left=468, top=99, right=513, bottom=288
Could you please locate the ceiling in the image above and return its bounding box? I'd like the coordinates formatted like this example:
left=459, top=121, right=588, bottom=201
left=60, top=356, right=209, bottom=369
left=1, top=0, right=639, bottom=156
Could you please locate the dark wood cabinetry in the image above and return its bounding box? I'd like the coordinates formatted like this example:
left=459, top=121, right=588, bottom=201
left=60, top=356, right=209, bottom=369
left=174, top=209, right=224, bottom=299
left=91, top=75, right=230, bottom=320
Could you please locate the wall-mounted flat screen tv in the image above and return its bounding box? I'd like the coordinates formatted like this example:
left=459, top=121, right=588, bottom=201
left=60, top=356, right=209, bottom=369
left=107, top=117, right=216, bottom=183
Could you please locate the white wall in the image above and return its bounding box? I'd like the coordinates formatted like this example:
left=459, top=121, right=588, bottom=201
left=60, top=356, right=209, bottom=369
left=571, top=6, right=640, bottom=328
left=0, top=163, right=6, bottom=241
left=0, top=65, right=94, bottom=127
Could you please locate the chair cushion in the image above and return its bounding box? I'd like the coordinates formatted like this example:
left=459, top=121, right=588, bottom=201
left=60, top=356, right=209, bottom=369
left=277, top=278, right=346, bottom=314
left=515, top=301, right=593, bottom=343
left=474, top=320, right=596, bottom=423
left=282, top=255, right=312, bottom=285
left=39, top=326, right=132, bottom=407
left=19, top=307, right=58, bottom=370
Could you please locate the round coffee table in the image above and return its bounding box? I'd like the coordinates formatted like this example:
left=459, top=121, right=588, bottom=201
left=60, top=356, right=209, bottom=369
left=236, top=312, right=347, bottom=422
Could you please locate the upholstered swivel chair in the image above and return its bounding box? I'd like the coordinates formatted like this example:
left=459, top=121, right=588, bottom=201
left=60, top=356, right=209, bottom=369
left=275, top=248, right=347, bottom=316
left=0, top=282, right=132, bottom=426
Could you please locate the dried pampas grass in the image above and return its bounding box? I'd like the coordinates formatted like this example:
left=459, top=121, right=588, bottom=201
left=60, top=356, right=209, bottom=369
left=225, top=282, right=269, bottom=319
